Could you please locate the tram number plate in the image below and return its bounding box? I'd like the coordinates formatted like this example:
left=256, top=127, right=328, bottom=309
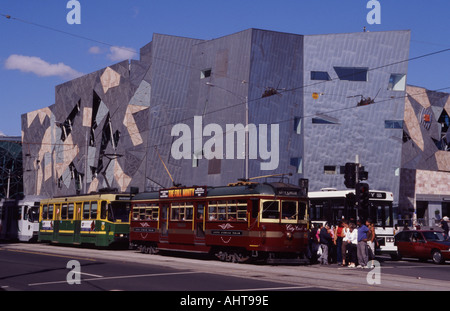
left=133, top=227, right=156, bottom=233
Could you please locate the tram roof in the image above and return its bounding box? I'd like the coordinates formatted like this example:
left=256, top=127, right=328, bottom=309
left=133, top=182, right=306, bottom=201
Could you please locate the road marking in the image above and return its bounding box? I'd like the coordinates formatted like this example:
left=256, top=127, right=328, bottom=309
left=74, top=271, right=103, bottom=278
left=28, top=271, right=199, bottom=287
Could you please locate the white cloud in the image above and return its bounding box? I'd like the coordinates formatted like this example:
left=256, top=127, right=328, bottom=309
left=107, top=46, right=137, bottom=62
left=5, top=54, right=83, bottom=80
left=88, top=46, right=103, bottom=54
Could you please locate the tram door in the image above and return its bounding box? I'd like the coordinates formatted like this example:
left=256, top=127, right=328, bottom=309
left=73, top=202, right=82, bottom=244
left=159, top=204, right=169, bottom=242
left=194, top=202, right=206, bottom=244
left=53, top=204, right=61, bottom=241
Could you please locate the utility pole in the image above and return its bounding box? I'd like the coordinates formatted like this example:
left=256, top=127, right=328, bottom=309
left=6, top=169, right=10, bottom=199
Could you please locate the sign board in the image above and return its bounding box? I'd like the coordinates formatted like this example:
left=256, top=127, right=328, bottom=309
left=159, top=186, right=207, bottom=199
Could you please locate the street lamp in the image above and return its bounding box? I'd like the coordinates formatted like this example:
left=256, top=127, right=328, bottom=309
left=205, top=81, right=249, bottom=180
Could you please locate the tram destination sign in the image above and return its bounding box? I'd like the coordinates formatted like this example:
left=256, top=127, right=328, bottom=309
left=159, top=186, right=207, bottom=199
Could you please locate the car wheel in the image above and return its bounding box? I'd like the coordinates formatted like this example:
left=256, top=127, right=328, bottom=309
left=390, top=252, right=402, bottom=261
left=431, top=250, right=444, bottom=264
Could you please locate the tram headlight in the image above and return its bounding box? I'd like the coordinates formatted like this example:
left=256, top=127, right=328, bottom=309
left=286, top=232, right=293, bottom=240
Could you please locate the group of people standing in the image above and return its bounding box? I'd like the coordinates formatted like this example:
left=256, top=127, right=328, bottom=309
left=308, top=219, right=377, bottom=269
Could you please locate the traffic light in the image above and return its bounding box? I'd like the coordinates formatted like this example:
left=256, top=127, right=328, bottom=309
left=345, top=192, right=356, bottom=208
left=344, top=163, right=357, bottom=188
left=356, top=182, right=370, bottom=210
left=358, top=166, right=368, bottom=181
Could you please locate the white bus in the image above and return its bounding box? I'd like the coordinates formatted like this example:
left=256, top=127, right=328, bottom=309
left=0, top=196, right=42, bottom=242
left=308, top=188, right=396, bottom=256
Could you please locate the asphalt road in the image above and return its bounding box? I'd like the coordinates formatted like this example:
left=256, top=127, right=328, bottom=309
left=0, top=243, right=324, bottom=292
left=1, top=242, right=449, bottom=295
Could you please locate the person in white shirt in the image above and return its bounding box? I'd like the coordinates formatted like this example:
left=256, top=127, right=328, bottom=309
left=341, top=221, right=350, bottom=266
left=346, top=223, right=358, bottom=268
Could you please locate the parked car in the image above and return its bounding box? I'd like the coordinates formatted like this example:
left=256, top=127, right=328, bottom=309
left=393, top=230, right=450, bottom=264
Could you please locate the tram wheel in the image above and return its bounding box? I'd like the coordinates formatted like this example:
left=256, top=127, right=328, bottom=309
left=234, top=252, right=251, bottom=263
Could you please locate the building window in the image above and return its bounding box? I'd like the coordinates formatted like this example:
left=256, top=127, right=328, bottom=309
left=334, top=67, right=368, bottom=81
left=385, top=120, right=403, bottom=129
left=312, top=114, right=339, bottom=125
left=294, top=117, right=302, bottom=134
left=201, top=68, right=212, bottom=79
left=290, top=157, right=302, bottom=174
left=434, top=109, right=450, bottom=151
left=388, top=74, right=406, bottom=91
left=311, top=71, right=331, bottom=81
left=324, top=166, right=337, bottom=175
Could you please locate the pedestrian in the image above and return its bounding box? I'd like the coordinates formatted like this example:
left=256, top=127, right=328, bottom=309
left=367, top=220, right=376, bottom=268
left=307, top=223, right=320, bottom=264
left=319, top=222, right=332, bottom=265
left=329, top=224, right=337, bottom=263
left=346, top=222, right=358, bottom=268
left=341, top=220, right=350, bottom=266
left=334, top=221, right=345, bottom=266
left=357, top=219, right=370, bottom=268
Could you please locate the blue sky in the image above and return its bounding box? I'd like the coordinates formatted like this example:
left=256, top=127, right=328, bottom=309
left=1, top=0, right=449, bottom=136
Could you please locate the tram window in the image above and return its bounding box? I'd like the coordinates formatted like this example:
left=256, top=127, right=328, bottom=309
left=61, top=204, right=68, bottom=220
left=29, top=206, right=40, bottom=222
left=55, top=204, right=61, bottom=220
left=196, top=204, right=205, bottom=220
left=48, top=204, right=54, bottom=220
left=298, top=202, right=307, bottom=220
left=42, top=204, right=48, bottom=220
left=100, top=201, right=107, bottom=219
left=160, top=205, right=168, bottom=219
left=83, top=202, right=90, bottom=219
left=237, top=200, right=247, bottom=221
left=171, top=204, right=181, bottom=221
left=185, top=204, right=193, bottom=220
left=227, top=204, right=237, bottom=220
left=132, top=208, right=139, bottom=220
left=208, top=201, right=218, bottom=220
left=138, top=208, right=146, bottom=220
left=261, top=200, right=279, bottom=220
left=170, top=202, right=193, bottom=221
left=281, top=201, right=297, bottom=221
left=217, top=201, right=227, bottom=220
left=208, top=200, right=247, bottom=221
left=148, top=205, right=159, bottom=220
left=251, top=199, right=259, bottom=219
left=68, top=203, right=74, bottom=220
left=91, top=202, right=98, bottom=220
left=145, top=208, right=152, bottom=220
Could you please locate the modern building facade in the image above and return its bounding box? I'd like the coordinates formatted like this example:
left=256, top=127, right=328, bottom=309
left=21, top=28, right=449, bottom=222
left=399, top=85, right=450, bottom=225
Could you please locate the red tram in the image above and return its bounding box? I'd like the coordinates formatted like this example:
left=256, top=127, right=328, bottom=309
left=130, top=182, right=309, bottom=263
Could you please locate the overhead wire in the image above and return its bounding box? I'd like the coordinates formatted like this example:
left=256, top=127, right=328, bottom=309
left=4, top=12, right=450, bottom=151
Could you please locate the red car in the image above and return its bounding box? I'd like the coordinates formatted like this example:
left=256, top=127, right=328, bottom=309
left=394, top=230, right=450, bottom=264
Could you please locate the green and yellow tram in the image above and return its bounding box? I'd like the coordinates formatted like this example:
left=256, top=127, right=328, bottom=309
left=38, top=192, right=131, bottom=247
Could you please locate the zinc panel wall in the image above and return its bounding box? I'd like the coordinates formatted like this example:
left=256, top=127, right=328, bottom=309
left=302, top=30, right=411, bottom=204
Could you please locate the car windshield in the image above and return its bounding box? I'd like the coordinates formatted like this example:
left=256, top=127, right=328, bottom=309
left=422, top=231, right=447, bottom=241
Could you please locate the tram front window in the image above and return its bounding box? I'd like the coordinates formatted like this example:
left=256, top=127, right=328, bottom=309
left=107, top=202, right=130, bottom=222
left=281, top=201, right=297, bottom=222
left=261, top=200, right=279, bottom=220
left=28, top=206, right=40, bottom=222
